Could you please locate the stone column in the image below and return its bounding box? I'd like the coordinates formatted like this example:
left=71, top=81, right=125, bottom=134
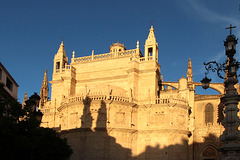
left=219, top=77, right=240, bottom=159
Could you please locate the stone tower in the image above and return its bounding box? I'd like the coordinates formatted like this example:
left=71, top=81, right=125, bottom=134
left=53, top=41, right=68, bottom=73
left=144, top=25, right=158, bottom=61
left=50, top=41, right=76, bottom=122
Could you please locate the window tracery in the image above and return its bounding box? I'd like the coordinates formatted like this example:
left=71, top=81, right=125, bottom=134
left=205, top=103, right=214, bottom=125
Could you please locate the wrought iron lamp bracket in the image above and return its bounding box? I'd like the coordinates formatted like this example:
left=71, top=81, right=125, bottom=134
left=203, top=61, right=227, bottom=79
left=203, top=58, right=240, bottom=80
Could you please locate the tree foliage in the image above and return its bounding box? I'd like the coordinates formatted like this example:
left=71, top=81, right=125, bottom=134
left=0, top=90, right=72, bottom=160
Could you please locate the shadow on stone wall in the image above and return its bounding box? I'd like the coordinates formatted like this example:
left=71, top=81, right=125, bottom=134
left=60, top=97, right=222, bottom=160
left=132, top=134, right=221, bottom=160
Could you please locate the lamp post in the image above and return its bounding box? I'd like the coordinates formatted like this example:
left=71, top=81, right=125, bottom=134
left=25, top=92, right=43, bottom=126
left=201, top=24, right=240, bottom=159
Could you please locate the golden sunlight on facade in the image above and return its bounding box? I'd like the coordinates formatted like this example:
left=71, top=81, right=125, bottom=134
left=39, top=26, right=229, bottom=160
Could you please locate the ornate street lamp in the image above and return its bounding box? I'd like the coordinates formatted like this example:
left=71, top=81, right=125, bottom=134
left=29, top=92, right=41, bottom=108
left=34, top=110, right=43, bottom=122
left=201, top=24, right=240, bottom=159
left=201, top=76, right=211, bottom=90
left=25, top=93, right=43, bottom=126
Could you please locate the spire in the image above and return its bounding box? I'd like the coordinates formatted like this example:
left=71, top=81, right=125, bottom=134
left=22, top=92, right=28, bottom=109
left=39, top=68, right=49, bottom=108
left=53, top=41, right=68, bottom=73
left=146, top=26, right=157, bottom=44
left=56, top=41, right=67, bottom=57
left=187, top=58, right=193, bottom=82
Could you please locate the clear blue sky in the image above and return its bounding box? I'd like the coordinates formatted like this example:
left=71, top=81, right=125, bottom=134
left=0, top=0, right=239, bottom=102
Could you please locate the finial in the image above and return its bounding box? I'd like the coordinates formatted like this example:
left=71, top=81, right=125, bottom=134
left=91, top=50, right=94, bottom=60
left=136, top=41, right=139, bottom=49
left=44, top=68, right=47, bottom=76
left=60, top=41, right=64, bottom=46
left=72, top=51, right=75, bottom=58
left=226, top=24, right=236, bottom=35
left=150, top=25, right=154, bottom=31
left=188, top=58, right=192, bottom=67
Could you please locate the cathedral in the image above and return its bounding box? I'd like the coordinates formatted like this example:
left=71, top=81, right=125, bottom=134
left=39, top=26, right=227, bottom=160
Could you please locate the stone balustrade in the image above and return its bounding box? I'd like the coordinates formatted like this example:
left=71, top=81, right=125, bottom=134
left=57, top=95, right=188, bottom=112
left=61, top=94, right=187, bottom=105
left=72, top=49, right=137, bottom=63
left=68, top=94, right=130, bottom=103
left=56, top=65, right=76, bottom=73
left=58, top=94, right=130, bottom=111
left=139, top=56, right=153, bottom=62
left=155, top=97, right=188, bottom=105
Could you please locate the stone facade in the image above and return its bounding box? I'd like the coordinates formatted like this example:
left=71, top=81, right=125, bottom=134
left=40, top=26, right=230, bottom=160
left=0, top=62, right=19, bottom=100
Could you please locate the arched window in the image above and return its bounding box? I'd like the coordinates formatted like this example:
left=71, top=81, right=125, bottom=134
left=56, top=62, right=60, bottom=69
left=148, top=47, right=153, bottom=57
left=201, top=146, right=218, bottom=160
left=205, top=103, right=214, bottom=125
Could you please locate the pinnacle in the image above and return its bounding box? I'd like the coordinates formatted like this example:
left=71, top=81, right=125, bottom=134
left=150, top=25, right=154, bottom=31
left=187, top=58, right=193, bottom=82
left=40, top=68, right=49, bottom=106
left=146, top=25, right=156, bottom=44
left=43, top=69, right=48, bottom=81
left=188, top=58, right=192, bottom=68
left=56, top=41, right=67, bottom=57
left=23, top=92, right=27, bottom=101
left=42, top=69, right=48, bottom=88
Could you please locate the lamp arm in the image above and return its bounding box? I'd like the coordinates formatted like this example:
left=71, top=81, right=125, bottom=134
left=217, top=62, right=226, bottom=79
left=203, top=61, right=227, bottom=79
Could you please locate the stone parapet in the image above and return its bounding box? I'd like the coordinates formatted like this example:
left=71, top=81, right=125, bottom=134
left=155, top=97, right=188, bottom=105
left=195, top=94, right=223, bottom=101
left=60, top=94, right=188, bottom=108
left=72, top=49, right=137, bottom=63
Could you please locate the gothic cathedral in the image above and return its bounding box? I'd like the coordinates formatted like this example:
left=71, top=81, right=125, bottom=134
left=39, top=26, right=227, bottom=160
